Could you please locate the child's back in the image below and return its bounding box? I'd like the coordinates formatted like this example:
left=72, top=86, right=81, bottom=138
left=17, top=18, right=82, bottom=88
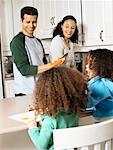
left=28, top=66, right=87, bottom=149
left=86, top=49, right=113, bottom=123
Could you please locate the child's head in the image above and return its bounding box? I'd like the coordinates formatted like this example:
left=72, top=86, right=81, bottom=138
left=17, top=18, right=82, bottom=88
left=33, top=67, right=87, bottom=116
left=86, top=49, right=113, bottom=79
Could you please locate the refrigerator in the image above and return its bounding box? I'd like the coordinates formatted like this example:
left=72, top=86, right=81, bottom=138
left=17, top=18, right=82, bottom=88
left=0, top=10, right=5, bottom=99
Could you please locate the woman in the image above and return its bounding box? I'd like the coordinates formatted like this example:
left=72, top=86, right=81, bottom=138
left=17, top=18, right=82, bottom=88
left=49, top=15, right=78, bottom=68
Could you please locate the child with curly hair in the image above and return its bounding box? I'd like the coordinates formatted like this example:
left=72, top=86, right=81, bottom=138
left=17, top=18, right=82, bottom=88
left=28, top=66, right=87, bottom=150
left=86, top=48, right=113, bottom=123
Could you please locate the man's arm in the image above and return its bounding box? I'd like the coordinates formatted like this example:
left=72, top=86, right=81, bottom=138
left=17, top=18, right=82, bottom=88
left=10, top=33, right=37, bottom=76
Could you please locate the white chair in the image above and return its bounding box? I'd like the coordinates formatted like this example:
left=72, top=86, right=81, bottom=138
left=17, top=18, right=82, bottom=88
left=53, top=119, right=113, bottom=150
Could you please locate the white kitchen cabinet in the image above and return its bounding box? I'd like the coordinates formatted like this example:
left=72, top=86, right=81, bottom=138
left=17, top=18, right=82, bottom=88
left=82, top=0, right=113, bottom=46
left=5, top=80, right=15, bottom=98
left=12, top=0, right=34, bottom=35
left=1, top=0, right=34, bottom=55
left=35, top=0, right=113, bottom=47
left=1, top=0, right=14, bottom=56
left=34, top=0, right=56, bottom=39
left=65, top=0, right=82, bottom=45
left=2, top=0, right=113, bottom=54
left=54, top=0, right=81, bottom=26
left=54, top=0, right=82, bottom=45
left=54, top=0, right=69, bottom=23
left=35, top=0, right=82, bottom=44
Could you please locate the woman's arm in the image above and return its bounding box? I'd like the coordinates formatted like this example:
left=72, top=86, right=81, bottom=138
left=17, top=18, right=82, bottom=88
left=49, top=36, right=64, bottom=62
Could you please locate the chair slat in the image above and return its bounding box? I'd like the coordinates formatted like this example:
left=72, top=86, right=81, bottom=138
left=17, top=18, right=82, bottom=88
left=53, top=119, right=113, bottom=150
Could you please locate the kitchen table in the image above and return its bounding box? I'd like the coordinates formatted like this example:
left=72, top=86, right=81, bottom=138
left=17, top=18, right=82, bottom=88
left=0, top=95, right=94, bottom=150
left=0, top=94, right=36, bottom=150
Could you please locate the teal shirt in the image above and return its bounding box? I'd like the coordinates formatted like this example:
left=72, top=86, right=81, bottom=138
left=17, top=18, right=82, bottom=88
left=28, top=111, right=78, bottom=150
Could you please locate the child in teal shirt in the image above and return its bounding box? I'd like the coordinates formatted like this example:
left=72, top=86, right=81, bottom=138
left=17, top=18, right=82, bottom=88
left=28, top=67, right=87, bottom=149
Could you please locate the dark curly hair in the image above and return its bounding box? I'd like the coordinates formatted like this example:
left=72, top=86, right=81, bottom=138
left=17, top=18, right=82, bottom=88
left=86, top=49, right=113, bottom=79
left=33, top=67, right=87, bottom=116
left=53, top=15, right=78, bottom=43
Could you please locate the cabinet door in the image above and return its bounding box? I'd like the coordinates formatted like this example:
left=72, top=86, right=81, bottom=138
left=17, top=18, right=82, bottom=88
left=5, top=80, right=15, bottom=98
left=35, top=0, right=69, bottom=39
left=34, top=0, right=82, bottom=41
left=34, top=0, right=55, bottom=39
left=1, top=0, right=14, bottom=54
left=54, top=0, right=69, bottom=23
left=55, top=0, right=82, bottom=45
left=12, top=0, right=34, bottom=35
left=82, top=0, right=113, bottom=46
left=68, top=0, right=82, bottom=45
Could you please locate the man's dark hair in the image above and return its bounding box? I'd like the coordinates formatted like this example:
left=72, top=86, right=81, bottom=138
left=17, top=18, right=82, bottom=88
left=21, top=6, right=38, bottom=21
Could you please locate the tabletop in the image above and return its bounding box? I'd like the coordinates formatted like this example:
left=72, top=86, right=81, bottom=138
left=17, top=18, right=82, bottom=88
left=0, top=94, right=94, bottom=134
left=0, top=94, right=33, bottom=134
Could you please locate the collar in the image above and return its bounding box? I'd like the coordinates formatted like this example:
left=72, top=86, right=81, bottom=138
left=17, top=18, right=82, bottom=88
left=88, top=76, right=100, bottom=85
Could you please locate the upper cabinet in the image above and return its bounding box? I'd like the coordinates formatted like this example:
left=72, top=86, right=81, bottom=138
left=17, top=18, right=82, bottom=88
left=35, top=0, right=113, bottom=47
left=1, top=0, right=113, bottom=55
left=1, top=0, right=34, bottom=56
left=54, top=0, right=82, bottom=45
left=34, top=0, right=56, bottom=39
left=35, top=0, right=82, bottom=44
left=1, top=0, right=14, bottom=56
left=82, top=0, right=113, bottom=46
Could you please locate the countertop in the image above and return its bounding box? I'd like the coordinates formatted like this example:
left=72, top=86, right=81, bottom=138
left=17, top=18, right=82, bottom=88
left=0, top=94, right=33, bottom=134
left=0, top=95, right=36, bottom=150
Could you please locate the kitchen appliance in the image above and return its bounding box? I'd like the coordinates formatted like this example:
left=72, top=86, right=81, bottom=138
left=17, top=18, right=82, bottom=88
left=0, top=12, right=5, bottom=98
left=4, top=56, right=13, bottom=78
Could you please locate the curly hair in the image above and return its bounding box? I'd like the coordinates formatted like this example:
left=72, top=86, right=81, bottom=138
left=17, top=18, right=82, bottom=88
left=53, top=15, right=78, bottom=43
left=86, top=49, right=113, bottom=79
left=33, top=67, right=87, bottom=116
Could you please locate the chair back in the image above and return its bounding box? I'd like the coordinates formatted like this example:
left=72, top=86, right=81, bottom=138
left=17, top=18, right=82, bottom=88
left=53, top=119, right=113, bottom=150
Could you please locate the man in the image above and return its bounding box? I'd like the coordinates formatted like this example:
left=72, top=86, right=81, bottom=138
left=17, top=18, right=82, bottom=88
left=10, top=6, right=63, bottom=96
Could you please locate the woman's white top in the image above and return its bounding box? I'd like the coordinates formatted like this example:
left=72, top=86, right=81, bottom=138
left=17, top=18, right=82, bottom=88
left=49, top=35, right=75, bottom=67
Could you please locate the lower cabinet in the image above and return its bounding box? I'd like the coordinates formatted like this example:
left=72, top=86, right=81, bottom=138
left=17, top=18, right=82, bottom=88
left=5, top=80, right=15, bottom=98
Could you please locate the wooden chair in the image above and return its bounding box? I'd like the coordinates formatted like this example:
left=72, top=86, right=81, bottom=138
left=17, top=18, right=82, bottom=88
left=53, top=118, right=113, bottom=150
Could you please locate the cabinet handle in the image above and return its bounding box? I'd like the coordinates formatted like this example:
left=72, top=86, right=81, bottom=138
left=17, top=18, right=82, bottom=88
left=99, top=30, right=104, bottom=42
left=50, top=16, right=55, bottom=26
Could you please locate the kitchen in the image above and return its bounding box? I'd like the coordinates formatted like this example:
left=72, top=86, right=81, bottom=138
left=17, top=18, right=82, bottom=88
left=1, top=0, right=113, bottom=149
left=1, top=0, right=113, bottom=98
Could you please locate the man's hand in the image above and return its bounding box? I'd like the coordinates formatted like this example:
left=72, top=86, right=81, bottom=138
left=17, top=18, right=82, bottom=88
left=38, top=57, right=65, bottom=74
